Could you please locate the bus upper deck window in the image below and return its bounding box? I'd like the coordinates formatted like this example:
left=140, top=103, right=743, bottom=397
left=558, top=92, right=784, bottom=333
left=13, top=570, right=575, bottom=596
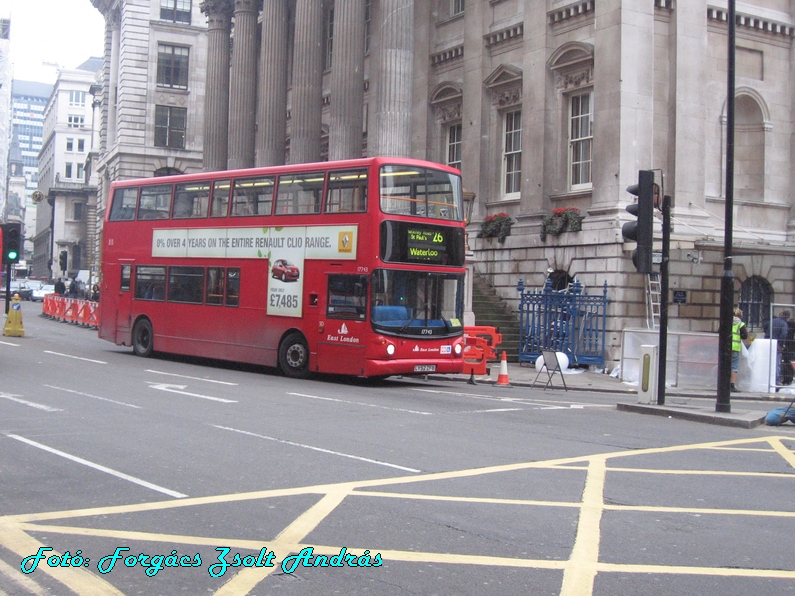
left=211, top=180, right=231, bottom=217
left=174, top=181, right=210, bottom=218
left=232, top=177, right=274, bottom=216
left=138, top=185, right=173, bottom=220
left=326, top=169, right=368, bottom=213
left=276, top=172, right=323, bottom=215
left=109, top=188, right=139, bottom=221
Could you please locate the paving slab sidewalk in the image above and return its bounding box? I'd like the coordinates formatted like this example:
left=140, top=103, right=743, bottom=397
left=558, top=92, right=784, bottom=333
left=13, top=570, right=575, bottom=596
left=432, top=361, right=795, bottom=429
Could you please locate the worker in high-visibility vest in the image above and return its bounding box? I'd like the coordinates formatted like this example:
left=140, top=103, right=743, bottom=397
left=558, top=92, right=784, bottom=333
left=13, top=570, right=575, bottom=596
left=731, top=307, right=748, bottom=392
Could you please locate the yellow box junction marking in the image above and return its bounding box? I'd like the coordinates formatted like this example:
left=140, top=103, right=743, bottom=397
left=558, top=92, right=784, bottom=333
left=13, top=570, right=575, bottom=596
left=0, top=436, right=793, bottom=595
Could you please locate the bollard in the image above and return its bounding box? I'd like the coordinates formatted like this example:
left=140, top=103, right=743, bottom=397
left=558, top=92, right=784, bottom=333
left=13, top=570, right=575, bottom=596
left=4, top=293, right=25, bottom=337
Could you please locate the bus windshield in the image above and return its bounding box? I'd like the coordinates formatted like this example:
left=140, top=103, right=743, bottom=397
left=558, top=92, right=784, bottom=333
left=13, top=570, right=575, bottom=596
left=371, top=269, right=463, bottom=337
left=379, top=165, right=462, bottom=220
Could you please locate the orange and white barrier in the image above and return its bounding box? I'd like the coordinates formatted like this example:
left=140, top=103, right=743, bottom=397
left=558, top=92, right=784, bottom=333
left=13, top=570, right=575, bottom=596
left=42, top=294, right=98, bottom=328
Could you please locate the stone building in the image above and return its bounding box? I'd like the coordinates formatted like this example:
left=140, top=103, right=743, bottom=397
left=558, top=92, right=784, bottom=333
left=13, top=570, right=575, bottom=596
left=89, top=0, right=795, bottom=367
left=33, top=61, right=102, bottom=281
left=11, top=80, right=53, bottom=263
left=90, top=0, right=209, bottom=242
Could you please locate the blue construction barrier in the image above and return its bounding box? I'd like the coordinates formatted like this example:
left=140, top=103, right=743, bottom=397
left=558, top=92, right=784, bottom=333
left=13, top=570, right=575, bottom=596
left=517, top=278, right=609, bottom=368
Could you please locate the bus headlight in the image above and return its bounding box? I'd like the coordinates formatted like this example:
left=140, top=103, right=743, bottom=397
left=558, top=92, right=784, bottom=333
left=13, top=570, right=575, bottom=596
left=454, top=342, right=463, bottom=355
left=386, top=343, right=396, bottom=356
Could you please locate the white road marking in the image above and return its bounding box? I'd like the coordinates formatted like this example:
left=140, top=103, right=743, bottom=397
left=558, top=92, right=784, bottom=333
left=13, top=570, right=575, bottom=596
left=213, top=425, right=422, bottom=473
left=288, top=392, right=432, bottom=415
left=146, top=369, right=238, bottom=385
left=411, top=388, right=612, bottom=409
left=0, top=340, right=20, bottom=346
left=7, top=435, right=187, bottom=498
left=43, top=350, right=107, bottom=364
left=0, top=393, right=62, bottom=412
left=43, top=385, right=141, bottom=409
left=147, top=383, right=237, bottom=403
left=455, top=408, right=525, bottom=414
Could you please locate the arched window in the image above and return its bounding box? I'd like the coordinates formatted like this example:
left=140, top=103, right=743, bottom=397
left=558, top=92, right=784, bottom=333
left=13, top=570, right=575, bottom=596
left=547, top=269, right=574, bottom=292
left=154, top=167, right=182, bottom=177
left=734, top=94, right=766, bottom=201
left=739, top=275, right=773, bottom=331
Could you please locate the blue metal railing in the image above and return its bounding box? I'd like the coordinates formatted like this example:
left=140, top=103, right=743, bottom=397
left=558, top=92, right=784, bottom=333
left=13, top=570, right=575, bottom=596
left=517, top=278, right=609, bottom=368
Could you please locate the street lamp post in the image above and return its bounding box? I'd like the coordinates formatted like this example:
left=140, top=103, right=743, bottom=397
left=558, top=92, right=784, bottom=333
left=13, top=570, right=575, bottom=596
left=717, top=0, right=736, bottom=413
left=462, top=190, right=476, bottom=327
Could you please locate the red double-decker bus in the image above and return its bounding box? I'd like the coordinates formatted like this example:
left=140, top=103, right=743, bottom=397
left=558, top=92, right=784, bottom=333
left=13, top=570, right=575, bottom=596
left=98, top=157, right=467, bottom=378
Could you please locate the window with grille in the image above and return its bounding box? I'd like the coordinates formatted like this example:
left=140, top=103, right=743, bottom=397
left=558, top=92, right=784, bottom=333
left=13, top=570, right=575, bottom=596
left=503, top=109, right=521, bottom=196
left=569, top=90, right=593, bottom=189
left=157, top=44, right=189, bottom=90
left=739, top=275, right=773, bottom=331
left=154, top=105, right=187, bottom=149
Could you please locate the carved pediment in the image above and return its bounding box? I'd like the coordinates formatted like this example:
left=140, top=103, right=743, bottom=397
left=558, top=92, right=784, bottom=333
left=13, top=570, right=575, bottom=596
left=430, top=82, right=463, bottom=123
left=484, top=64, right=523, bottom=90
left=484, top=64, right=523, bottom=108
left=548, top=42, right=594, bottom=90
left=430, top=82, right=463, bottom=105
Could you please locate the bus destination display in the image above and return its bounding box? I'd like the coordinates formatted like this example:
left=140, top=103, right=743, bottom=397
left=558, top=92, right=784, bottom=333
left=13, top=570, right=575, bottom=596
left=407, top=228, right=446, bottom=264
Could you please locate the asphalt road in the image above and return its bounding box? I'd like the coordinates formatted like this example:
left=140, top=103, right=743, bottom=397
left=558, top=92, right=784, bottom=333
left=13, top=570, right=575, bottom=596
left=1, top=300, right=794, bottom=595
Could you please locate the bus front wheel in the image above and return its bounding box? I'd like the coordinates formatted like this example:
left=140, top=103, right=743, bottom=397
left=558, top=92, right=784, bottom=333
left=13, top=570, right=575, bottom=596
left=132, top=318, right=154, bottom=358
left=278, top=332, right=310, bottom=379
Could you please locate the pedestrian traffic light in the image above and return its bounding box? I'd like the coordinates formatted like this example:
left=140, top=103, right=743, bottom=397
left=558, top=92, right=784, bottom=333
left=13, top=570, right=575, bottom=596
left=622, top=170, right=655, bottom=274
left=59, top=250, right=68, bottom=273
left=1, top=223, right=21, bottom=264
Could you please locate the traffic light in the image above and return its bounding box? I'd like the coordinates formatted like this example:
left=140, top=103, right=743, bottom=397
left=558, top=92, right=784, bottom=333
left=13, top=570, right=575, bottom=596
left=622, top=170, right=655, bottom=274
left=59, top=250, right=68, bottom=273
left=1, top=223, right=21, bottom=264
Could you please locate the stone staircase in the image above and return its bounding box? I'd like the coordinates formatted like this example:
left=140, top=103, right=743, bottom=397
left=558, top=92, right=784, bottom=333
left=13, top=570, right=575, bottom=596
left=471, top=271, right=522, bottom=362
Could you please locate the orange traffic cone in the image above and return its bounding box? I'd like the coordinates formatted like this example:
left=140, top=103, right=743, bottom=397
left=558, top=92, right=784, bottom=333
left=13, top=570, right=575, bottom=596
left=495, top=351, right=511, bottom=386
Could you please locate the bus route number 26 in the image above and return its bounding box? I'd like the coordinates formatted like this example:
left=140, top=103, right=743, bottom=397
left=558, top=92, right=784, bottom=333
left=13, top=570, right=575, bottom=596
left=270, top=293, right=299, bottom=309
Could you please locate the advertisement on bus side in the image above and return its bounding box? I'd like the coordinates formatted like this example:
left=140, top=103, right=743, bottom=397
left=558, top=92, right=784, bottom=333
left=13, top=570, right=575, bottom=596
left=152, top=225, right=357, bottom=317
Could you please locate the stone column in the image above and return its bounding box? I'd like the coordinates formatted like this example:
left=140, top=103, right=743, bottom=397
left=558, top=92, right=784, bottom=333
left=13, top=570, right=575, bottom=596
left=523, top=1, right=547, bottom=212
left=592, top=0, right=654, bottom=204
left=200, top=0, right=233, bottom=172
left=372, top=0, right=414, bottom=157
left=673, top=1, right=707, bottom=210
left=106, top=11, right=121, bottom=151
left=461, top=0, right=486, bottom=215
left=227, top=0, right=259, bottom=170
left=329, top=0, right=365, bottom=161
left=255, top=0, right=289, bottom=166
left=289, top=0, right=324, bottom=164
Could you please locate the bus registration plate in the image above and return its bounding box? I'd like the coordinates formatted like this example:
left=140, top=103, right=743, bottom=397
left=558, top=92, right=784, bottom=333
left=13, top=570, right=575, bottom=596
left=414, top=364, right=436, bottom=372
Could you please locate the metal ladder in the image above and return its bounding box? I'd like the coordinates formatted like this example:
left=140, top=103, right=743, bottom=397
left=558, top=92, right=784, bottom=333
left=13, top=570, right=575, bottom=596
left=646, top=272, right=661, bottom=329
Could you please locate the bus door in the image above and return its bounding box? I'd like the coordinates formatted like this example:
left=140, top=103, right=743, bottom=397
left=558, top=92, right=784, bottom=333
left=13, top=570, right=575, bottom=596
left=115, top=262, right=134, bottom=343
left=317, top=274, right=368, bottom=374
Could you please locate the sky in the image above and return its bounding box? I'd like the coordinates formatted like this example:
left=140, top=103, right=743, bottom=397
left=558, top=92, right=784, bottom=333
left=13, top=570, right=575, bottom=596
left=0, top=0, right=105, bottom=84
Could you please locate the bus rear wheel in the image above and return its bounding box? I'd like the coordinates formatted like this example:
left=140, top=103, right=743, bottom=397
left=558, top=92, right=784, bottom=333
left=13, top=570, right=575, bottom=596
left=132, top=318, right=154, bottom=358
left=278, top=332, right=310, bottom=379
